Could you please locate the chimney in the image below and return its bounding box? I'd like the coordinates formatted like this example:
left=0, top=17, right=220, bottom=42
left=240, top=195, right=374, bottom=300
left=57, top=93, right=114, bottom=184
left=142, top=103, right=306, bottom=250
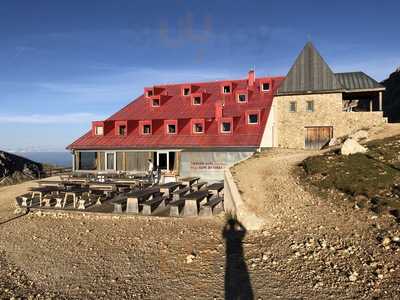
left=248, top=69, right=255, bottom=87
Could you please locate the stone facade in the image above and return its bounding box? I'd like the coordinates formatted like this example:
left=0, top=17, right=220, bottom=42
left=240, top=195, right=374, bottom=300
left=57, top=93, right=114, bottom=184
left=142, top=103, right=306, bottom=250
left=273, top=93, right=386, bottom=149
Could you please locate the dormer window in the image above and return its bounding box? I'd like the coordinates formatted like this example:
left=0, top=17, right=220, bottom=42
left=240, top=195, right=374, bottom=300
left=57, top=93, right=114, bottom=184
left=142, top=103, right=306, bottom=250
left=193, top=123, right=204, bottom=133
left=167, top=124, right=176, bottom=134
left=192, top=96, right=202, bottom=105
left=152, top=98, right=160, bottom=107
left=95, top=126, right=104, bottom=136
left=118, top=125, right=126, bottom=136
left=223, top=85, right=231, bottom=94
left=238, top=94, right=247, bottom=103
left=261, top=82, right=270, bottom=92
left=140, top=120, right=152, bottom=135
left=164, top=120, right=178, bottom=135
left=182, top=86, right=191, bottom=96
left=191, top=119, right=205, bottom=134
left=147, top=90, right=153, bottom=97
left=220, top=117, right=233, bottom=134
left=246, top=110, right=260, bottom=125
left=143, top=124, right=151, bottom=134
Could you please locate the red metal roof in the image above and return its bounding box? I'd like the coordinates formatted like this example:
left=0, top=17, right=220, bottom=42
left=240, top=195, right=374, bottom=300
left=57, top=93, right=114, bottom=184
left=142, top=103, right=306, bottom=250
left=68, top=75, right=285, bottom=150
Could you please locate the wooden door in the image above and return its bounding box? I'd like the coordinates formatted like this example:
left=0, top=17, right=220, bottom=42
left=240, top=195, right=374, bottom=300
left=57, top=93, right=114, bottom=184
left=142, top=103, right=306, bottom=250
left=305, top=127, right=333, bottom=149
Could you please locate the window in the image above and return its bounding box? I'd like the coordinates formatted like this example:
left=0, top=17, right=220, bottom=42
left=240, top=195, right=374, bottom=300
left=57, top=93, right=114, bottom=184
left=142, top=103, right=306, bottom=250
left=223, top=85, right=231, bottom=94
left=167, top=124, right=176, bottom=134
left=261, top=82, right=270, bottom=92
left=143, top=124, right=152, bottom=134
left=183, top=87, right=190, bottom=96
left=106, top=152, right=115, bottom=170
left=289, top=101, right=297, bottom=112
left=192, top=96, right=202, bottom=105
left=248, top=114, right=259, bottom=124
left=118, top=125, right=127, bottom=136
left=193, top=123, right=204, bottom=134
left=152, top=98, right=160, bottom=107
left=221, top=122, right=232, bottom=133
left=95, top=126, right=104, bottom=136
left=147, top=90, right=153, bottom=97
left=238, top=94, right=247, bottom=103
left=306, top=100, right=315, bottom=112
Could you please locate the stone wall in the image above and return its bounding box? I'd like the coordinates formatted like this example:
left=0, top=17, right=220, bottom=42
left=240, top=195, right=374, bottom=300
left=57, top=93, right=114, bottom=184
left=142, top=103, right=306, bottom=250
left=274, top=93, right=386, bottom=149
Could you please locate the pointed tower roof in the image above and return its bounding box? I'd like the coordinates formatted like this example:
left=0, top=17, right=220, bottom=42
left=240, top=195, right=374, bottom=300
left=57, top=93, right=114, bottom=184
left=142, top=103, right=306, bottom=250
left=277, top=42, right=344, bottom=95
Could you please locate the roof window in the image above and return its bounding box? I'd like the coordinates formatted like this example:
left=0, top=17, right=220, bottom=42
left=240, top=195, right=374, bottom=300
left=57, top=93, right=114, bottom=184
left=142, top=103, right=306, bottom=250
left=95, top=126, right=104, bottom=136
left=220, top=117, right=233, bottom=134
left=223, top=85, right=231, bottom=94
left=152, top=98, right=160, bottom=107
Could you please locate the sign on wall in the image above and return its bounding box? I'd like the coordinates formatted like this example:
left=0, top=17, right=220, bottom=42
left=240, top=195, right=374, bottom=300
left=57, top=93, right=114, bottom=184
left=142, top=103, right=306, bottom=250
left=180, top=151, right=254, bottom=181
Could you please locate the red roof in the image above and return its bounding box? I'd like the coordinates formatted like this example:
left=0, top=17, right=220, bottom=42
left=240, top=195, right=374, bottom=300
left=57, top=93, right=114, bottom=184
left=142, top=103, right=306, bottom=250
left=68, top=75, right=285, bottom=150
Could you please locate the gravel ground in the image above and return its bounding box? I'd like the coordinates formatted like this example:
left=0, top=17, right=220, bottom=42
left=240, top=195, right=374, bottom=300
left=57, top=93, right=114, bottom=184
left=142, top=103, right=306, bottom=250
left=0, top=143, right=400, bottom=299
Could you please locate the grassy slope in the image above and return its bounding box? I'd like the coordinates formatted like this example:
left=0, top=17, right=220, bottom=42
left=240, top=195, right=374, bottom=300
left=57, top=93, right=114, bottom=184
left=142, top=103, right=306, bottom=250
left=301, top=135, right=400, bottom=218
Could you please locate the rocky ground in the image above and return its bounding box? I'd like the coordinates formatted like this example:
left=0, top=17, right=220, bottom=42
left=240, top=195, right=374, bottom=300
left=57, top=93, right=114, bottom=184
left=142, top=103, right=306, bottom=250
left=1, top=125, right=400, bottom=299
left=0, top=151, right=42, bottom=186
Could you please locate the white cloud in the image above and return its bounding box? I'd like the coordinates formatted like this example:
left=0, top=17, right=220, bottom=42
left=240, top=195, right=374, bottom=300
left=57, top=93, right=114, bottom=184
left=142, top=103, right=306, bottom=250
left=0, top=113, right=104, bottom=124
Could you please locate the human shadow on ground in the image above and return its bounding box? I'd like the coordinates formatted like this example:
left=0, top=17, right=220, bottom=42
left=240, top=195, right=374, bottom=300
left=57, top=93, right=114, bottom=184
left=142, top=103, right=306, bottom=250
left=223, top=217, right=254, bottom=300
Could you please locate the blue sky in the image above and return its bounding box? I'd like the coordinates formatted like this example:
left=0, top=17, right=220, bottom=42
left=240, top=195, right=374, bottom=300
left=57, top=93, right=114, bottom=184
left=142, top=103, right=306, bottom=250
left=0, top=0, right=399, bottom=151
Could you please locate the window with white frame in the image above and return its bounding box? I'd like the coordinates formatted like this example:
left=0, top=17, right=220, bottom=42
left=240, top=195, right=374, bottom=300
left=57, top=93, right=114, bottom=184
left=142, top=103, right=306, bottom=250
left=167, top=124, right=176, bottom=134
left=221, top=121, right=232, bottom=133
left=238, top=94, right=247, bottom=103
left=223, top=85, right=231, bottom=94
left=193, top=122, right=204, bottom=133
left=143, top=124, right=152, bottom=134
left=118, top=125, right=127, bottom=136
left=261, top=82, right=270, bottom=92
left=152, top=98, right=160, bottom=107
left=95, top=126, right=104, bottom=136
left=248, top=113, right=259, bottom=124
left=192, top=96, right=202, bottom=105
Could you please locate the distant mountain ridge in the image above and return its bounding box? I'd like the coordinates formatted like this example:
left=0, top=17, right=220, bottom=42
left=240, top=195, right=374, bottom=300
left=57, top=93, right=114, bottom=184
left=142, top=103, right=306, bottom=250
left=0, top=150, right=43, bottom=186
left=381, top=67, right=400, bottom=122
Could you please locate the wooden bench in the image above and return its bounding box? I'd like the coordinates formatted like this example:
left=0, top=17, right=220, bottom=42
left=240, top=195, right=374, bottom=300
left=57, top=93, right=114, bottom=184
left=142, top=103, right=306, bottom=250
left=169, top=199, right=186, bottom=217
left=191, top=181, right=207, bottom=191
left=142, top=196, right=168, bottom=215
left=199, top=197, right=224, bottom=217
left=126, top=187, right=161, bottom=213
left=172, top=186, right=191, bottom=201
left=182, top=190, right=210, bottom=217
left=207, top=182, right=224, bottom=197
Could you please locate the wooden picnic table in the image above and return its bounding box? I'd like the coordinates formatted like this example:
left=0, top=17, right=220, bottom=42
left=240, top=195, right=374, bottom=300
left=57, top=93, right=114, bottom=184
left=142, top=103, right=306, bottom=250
left=126, top=187, right=160, bottom=213
left=179, top=177, right=200, bottom=187
left=158, top=182, right=181, bottom=197
left=181, top=190, right=210, bottom=217
left=30, top=186, right=61, bottom=206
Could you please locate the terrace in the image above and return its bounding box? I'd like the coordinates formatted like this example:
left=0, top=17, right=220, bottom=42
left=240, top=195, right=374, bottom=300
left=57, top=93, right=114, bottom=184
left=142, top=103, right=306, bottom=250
left=16, top=173, right=224, bottom=218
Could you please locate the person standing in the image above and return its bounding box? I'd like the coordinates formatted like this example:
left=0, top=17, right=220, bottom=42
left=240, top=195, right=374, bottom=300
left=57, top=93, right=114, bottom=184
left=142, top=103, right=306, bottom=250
left=147, top=159, right=154, bottom=182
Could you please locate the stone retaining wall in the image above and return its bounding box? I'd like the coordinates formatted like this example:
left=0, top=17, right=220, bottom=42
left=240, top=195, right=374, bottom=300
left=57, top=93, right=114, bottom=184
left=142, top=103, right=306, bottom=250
left=223, top=168, right=265, bottom=230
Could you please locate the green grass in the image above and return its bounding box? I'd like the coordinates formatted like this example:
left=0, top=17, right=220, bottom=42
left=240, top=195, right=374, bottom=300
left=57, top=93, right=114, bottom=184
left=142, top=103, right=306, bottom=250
left=301, top=135, right=400, bottom=219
